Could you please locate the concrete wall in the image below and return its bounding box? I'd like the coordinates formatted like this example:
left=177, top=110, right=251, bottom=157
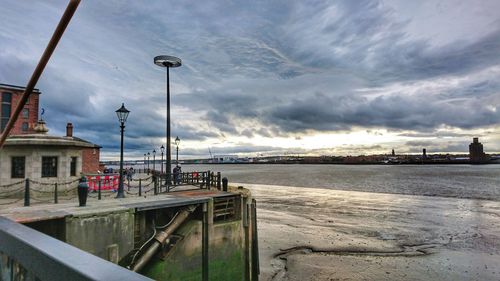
left=0, top=146, right=82, bottom=186
left=65, top=210, right=135, bottom=263
left=142, top=220, right=245, bottom=281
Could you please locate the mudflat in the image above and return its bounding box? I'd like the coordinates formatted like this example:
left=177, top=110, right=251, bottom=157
left=243, top=183, right=500, bottom=281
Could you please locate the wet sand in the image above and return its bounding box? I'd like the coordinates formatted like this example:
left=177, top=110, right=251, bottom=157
left=240, top=183, right=500, bottom=281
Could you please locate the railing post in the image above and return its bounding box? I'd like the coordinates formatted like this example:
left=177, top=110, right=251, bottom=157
left=217, top=172, right=221, bottom=190
left=207, top=171, right=212, bottom=189
left=139, top=178, right=142, bottom=196
left=154, top=175, right=158, bottom=195
left=222, top=177, right=228, bottom=192
left=98, top=179, right=102, bottom=200
left=202, top=202, right=209, bottom=281
left=24, top=179, right=30, bottom=207
left=54, top=183, right=58, bottom=204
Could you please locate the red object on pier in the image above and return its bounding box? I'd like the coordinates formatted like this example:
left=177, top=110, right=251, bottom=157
left=86, top=174, right=119, bottom=191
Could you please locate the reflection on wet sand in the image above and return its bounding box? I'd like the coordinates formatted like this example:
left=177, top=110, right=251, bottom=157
left=242, top=183, right=500, bottom=281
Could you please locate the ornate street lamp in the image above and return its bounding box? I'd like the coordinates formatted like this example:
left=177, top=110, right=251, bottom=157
left=154, top=55, right=182, bottom=185
left=147, top=152, right=150, bottom=175
left=160, top=145, right=165, bottom=174
left=115, top=103, right=129, bottom=199
left=175, top=136, right=180, bottom=166
left=152, top=149, right=156, bottom=173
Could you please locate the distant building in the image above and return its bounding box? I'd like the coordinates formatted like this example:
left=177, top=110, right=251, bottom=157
left=423, top=148, right=427, bottom=158
left=391, top=149, right=395, bottom=156
left=469, top=137, right=487, bottom=164
left=0, top=83, right=40, bottom=134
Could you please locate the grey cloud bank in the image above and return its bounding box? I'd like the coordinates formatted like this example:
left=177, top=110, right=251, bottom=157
left=0, top=0, right=499, bottom=158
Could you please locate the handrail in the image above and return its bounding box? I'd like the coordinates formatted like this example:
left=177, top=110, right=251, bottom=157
left=0, top=216, right=152, bottom=281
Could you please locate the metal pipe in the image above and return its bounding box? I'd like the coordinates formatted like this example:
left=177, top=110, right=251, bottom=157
left=0, top=0, right=81, bottom=148
left=131, top=205, right=197, bottom=272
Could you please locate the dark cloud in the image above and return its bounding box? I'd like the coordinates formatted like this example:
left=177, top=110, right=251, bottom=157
left=1, top=0, right=500, bottom=158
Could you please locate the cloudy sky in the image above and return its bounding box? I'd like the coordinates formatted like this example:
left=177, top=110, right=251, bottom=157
left=1, top=0, right=500, bottom=160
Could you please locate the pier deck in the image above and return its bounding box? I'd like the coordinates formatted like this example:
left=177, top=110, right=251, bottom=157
left=0, top=188, right=233, bottom=223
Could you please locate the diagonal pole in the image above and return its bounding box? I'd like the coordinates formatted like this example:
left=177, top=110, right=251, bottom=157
left=0, top=0, right=81, bottom=148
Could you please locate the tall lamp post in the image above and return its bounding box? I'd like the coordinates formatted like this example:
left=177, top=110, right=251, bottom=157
left=152, top=149, right=156, bottom=173
left=143, top=153, right=146, bottom=173
left=175, top=136, right=180, bottom=166
left=160, top=145, right=165, bottom=174
left=147, top=152, right=150, bottom=174
left=154, top=55, right=182, bottom=185
left=115, top=103, right=130, bottom=199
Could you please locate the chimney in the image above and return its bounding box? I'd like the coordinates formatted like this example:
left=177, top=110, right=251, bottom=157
left=66, top=123, right=73, bottom=137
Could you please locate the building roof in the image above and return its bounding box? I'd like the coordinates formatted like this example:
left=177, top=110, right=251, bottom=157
left=0, top=83, right=41, bottom=94
left=5, top=134, right=101, bottom=149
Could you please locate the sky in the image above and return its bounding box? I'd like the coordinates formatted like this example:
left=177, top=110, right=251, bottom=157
left=1, top=0, right=499, bottom=160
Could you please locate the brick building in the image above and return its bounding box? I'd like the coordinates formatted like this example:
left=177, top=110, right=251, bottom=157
left=0, top=121, right=101, bottom=185
left=0, top=84, right=101, bottom=185
left=0, top=83, right=40, bottom=134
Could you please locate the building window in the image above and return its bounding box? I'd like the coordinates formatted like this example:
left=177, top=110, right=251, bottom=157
left=70, top=157, right=77, bottom=176
left=1, top=92, right=12, bottom=132
left=22, top=122, right=28, bottom=132
left=11, top=156, right=25, bottom=178
left=42, top=156, right=58, bottom=177
left=22, top=108, right=29, bottom=119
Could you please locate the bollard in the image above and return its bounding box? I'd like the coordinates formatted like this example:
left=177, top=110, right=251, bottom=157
left=24, top=179, right=30, bottom=207
left=217, top=172, right=221, bottom=190
left=222, top=177, right=228, bottom=192
left=98, top=179, right=102, bottom=200
left=54, top=183, right=58, bottom=204
left=139, top=178, right=142, bottom=196
left=77, top=177, right=89, bottom=207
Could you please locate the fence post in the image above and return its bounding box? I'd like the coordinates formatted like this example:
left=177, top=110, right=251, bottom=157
left=222, top=177, right=228, bottom=192
left=154, top=175, right=158, bottom=195
left=217, top=172, right=221, bottom=190
left=98, top=180, right=102, bottom=200
left=54, top=183, right=58, bottom=204
left=24, top=179, right=30, bottom=207
left=207, top=170, right=211, bottom=190
left=139, top=178, right=142, bottom=196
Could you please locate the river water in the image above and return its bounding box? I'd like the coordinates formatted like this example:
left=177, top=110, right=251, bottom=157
left=182, top=164, right=500, bottom=200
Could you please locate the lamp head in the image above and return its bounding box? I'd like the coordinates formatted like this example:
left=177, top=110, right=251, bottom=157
left=154, top=55, right=182, bottom=68
left=115, top=103, right=130, bottom=123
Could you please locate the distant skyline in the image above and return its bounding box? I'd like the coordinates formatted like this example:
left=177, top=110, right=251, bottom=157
left=1, top=0, right=499, bottom=160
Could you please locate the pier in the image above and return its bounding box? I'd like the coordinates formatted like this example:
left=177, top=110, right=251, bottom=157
left=0, top=175, right=260, bottom=280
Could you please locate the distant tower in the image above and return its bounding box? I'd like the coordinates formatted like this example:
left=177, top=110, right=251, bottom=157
left=469, top=137, right=487, bottom=164
left=391, top=149, right=395, bottom=156
left=422, top=148, right=427, bottom=158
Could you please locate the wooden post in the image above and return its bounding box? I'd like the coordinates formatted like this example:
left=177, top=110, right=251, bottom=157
left=207, top=170, right=211, bottom=190
left=138, top=178, right=142, bottom=196
left=24, top=179, right=30, bottom=207
left=98, top=179, right=102, bottom=200
left=54, top=183, right=58, bottom=204
left=217, top=172, right=221, bottom=190
left=202, top=202, right=209, bottom=281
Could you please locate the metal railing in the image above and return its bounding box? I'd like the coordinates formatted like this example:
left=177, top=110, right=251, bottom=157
left=0, top=216, right=152, bottom=281
left=0, top=171, right=228, bottom=206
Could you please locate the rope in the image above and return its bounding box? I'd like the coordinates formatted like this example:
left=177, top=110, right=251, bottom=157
left=0, top=180, right=25, bottom=188
left=0, top=198, right=23, bottom=205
